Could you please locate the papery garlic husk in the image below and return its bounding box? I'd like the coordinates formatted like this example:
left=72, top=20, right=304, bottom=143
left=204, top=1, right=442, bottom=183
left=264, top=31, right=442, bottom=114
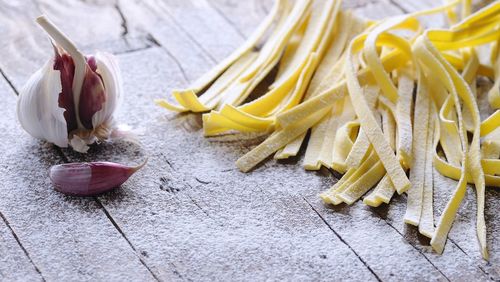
left=17, top=16, right=122, bottom=153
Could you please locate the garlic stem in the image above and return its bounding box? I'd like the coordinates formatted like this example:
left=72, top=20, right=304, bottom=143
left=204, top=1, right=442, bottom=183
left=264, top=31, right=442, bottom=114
left=36, top=15, right=87, bottom=130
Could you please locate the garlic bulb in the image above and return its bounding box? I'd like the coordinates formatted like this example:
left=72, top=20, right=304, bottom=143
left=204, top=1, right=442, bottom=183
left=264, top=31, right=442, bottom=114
left=17, top=16, right=122, bottom=153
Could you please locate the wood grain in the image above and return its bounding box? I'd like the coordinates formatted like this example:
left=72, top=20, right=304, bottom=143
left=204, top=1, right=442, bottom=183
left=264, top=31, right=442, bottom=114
left=0, top=0, right=497, bottom=280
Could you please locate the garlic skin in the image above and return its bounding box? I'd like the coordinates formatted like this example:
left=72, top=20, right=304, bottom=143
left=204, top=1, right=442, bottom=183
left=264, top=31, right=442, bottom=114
left=17, top=60, right=68, bottom=148
left=17, top=16, right=122, bottom=153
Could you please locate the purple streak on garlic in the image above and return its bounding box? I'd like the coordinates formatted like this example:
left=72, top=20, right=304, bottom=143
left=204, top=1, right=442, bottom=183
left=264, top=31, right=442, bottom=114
left=17, top=16, right=122, bottom=153
left=49, top=160, right=146, bottom=196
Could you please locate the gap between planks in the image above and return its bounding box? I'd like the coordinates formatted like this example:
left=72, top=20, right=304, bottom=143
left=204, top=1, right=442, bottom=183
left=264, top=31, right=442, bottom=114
left=0, top=211, right=45, bottom=281
left=303, top=197, right=382, bottom=282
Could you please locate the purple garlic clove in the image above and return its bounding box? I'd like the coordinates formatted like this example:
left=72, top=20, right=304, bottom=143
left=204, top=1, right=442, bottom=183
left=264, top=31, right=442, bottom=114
left=79, top=56, right=107, bottom=129
left=54, top=47, right=77, bottom=133
left=49, top=160, right=146, bottom=196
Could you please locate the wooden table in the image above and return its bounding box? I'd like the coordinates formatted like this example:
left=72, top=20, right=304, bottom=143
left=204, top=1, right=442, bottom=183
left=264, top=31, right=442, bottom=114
left=0, top=0, right=497, bottom=281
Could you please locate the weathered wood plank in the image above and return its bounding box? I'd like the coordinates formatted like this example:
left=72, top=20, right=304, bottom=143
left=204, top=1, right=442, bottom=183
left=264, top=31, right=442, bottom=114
left=0, top=77, right=157, bottom=280
left=0, top=0, right=151, bottom=88
left=120, top=0, right=218, bottom=83
left=0, top=211, right=42, bottom=281
left=0, top=0, right=497, bottom=280
left=58, top=44, right=379, bottom=281
left=308, top=201, right=447, bottom=281
left=377, top=178, right=492, bottom=280
left=0, top=0, right=219, bottom=279
left=105, top=0, right=492, bottom=280
left=209, top=0, right=269, bottom=38
left=158, top=0, right=244, bottom=62
left=0, top=1, right=380, bottom=278
left=54, top=0, right=429, bottom=278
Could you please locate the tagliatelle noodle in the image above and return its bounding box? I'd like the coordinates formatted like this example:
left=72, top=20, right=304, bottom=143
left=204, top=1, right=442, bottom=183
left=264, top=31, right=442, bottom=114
left=404, top=70, right=431, bottom=226
left=330, top=108, right=357, bottom=172
left=395, top=70, right=414, bottom=169
left=488, top=39, right=500, bottom=108
left=321, top=149, right=378, bottom=205
left=344, top=85, right=380, bottom=168
left=419, top=107, right=437, bottom=239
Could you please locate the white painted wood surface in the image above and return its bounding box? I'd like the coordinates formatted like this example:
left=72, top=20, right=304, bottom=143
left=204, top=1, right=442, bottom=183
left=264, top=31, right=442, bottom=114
left=0, top=0, right=497, bottom=280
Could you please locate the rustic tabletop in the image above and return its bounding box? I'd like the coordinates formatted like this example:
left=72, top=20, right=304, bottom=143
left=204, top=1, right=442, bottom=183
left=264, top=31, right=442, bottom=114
left=0, top=0, right=498, bottom=281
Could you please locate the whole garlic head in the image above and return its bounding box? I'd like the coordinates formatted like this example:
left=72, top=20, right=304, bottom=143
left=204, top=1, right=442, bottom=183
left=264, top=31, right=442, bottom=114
left=17, top=16, right=122, bottom=153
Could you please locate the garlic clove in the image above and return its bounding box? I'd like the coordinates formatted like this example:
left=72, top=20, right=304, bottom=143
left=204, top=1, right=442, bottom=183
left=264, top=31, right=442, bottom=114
left=17, top=60, right=69, bottom=148
left=42, top=52, right=73, bottom=148
left=91, top=52, right=122, bottom=128
left=54, top=46, right=78, bottom=132
left=17, top=64, right=50, bottom=141
left=79, top=56, right=106, bottom=129
left=49, top=160, right=146, bottom=196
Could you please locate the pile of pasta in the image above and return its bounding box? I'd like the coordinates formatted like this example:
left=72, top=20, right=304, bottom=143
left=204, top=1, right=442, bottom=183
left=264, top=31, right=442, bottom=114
left=157, top=0, right=500, bottom=259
